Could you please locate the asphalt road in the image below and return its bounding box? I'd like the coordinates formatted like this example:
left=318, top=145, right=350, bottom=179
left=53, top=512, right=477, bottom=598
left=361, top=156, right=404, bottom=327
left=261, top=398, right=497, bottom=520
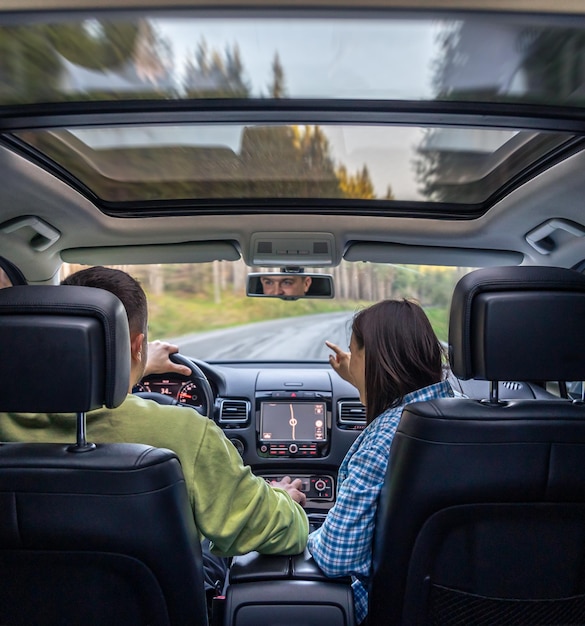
left=169, top=310, right=356, bottom=361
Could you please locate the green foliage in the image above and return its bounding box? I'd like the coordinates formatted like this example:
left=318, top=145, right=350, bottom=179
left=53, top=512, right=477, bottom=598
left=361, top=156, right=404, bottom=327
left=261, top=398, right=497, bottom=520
left=424, top=306, right=449, bottom=343
left=45, top=22, right=139, bottom=70
left=0, top=26, right=62, bottom=103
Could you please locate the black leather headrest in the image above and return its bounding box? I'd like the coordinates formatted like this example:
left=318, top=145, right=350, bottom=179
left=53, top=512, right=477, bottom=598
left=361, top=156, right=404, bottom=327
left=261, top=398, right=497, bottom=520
left=449, top=266, right=585, bottom=381
left=0, top=285, right=130, bottom=412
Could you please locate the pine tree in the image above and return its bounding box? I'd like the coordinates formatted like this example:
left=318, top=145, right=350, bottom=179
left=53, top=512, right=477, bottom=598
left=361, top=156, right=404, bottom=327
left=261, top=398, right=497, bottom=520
left=269, top=52, right=286, bottom=98
left=337, top=163, right=376, bottom=199
left=196, top=38, right=209, bottom=75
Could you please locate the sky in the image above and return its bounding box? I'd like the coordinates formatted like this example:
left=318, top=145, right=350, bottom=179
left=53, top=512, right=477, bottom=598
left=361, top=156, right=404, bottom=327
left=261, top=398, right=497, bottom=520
left=157, top=17, right=439, bottom=99
left=155, top=17, right=440, bottom=198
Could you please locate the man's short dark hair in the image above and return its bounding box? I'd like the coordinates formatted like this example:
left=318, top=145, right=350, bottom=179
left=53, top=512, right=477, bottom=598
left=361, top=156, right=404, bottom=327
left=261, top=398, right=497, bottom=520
left=61, top=266, right=148, bottom=335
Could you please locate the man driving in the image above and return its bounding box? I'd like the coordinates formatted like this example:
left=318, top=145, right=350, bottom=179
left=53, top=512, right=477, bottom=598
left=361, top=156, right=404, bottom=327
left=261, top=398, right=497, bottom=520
left=0, top=266, right=308, bottom=604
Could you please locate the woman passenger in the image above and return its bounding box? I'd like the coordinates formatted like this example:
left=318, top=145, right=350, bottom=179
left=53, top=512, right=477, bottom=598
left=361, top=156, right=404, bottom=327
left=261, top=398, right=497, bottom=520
left=307, top=299, right=454, bottom=626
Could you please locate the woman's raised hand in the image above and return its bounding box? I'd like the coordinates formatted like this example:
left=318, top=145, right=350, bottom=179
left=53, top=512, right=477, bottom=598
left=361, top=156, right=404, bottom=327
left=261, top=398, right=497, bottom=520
left=325, top=340, right=354, bottom=386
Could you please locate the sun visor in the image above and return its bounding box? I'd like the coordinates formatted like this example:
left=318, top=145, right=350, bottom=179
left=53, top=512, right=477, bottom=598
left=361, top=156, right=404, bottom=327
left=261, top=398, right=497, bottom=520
left=344, top=242, right=523, bottom=267
left=61, top=241, right=240, bottom=265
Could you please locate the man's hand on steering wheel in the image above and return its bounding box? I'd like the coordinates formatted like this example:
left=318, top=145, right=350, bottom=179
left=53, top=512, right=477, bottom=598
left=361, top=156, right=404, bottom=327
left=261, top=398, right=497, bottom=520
left=144, top=340, right=191, bottom=377
left=136, top=342, right=215, bottom=420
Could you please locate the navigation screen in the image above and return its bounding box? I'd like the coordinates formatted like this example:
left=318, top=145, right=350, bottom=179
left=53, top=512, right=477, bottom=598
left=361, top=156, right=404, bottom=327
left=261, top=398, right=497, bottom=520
left=260, top=402, right=327, bottom=442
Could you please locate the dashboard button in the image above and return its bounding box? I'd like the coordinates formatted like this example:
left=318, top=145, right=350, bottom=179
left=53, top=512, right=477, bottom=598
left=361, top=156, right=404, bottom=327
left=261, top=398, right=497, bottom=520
left=289, top=443, right=298, bottom=454
left=314, top=479, right=327, bottom=492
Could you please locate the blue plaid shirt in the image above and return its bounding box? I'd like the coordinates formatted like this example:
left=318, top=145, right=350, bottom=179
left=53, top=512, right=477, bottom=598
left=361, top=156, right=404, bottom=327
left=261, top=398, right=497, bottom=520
left=307, top=380, right=454, bottom=624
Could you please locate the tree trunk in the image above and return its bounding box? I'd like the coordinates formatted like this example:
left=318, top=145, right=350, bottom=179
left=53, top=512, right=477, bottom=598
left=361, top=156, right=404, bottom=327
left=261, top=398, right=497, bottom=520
left=213, top=260, right=221, bottom=304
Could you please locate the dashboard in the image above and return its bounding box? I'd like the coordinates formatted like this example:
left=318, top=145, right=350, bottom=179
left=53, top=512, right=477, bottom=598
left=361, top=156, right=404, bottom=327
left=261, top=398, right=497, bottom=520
left=133, top=358, right=556, bottom=518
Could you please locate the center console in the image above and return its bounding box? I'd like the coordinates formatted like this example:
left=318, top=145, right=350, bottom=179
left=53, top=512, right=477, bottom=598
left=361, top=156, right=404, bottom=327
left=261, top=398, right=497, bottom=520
left=252, top=369, right=337, bottom=510
left=223, top=549, right=356, bottom=626
left=217, top=368, right=359, bottom=625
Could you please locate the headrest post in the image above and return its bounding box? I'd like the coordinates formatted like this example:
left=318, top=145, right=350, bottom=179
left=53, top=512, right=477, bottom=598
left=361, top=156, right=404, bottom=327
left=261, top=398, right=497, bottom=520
left=489, top=381, right=500, bottom=405
left=67, top=412, right=96, bottom=453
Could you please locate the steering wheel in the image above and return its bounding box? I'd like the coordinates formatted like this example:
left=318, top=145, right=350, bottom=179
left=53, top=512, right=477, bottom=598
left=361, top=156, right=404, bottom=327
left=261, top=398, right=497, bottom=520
left=134, top=353, right=215, bottom=419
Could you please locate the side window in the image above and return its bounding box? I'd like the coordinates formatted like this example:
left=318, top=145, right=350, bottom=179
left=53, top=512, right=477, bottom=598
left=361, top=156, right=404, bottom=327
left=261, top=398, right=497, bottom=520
left=567, top=381, right=584, bottom=401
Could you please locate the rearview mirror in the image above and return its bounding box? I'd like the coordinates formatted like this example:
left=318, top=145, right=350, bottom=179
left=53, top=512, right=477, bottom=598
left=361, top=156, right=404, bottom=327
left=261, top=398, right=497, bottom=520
left=247, top=272, right=335, bottom=300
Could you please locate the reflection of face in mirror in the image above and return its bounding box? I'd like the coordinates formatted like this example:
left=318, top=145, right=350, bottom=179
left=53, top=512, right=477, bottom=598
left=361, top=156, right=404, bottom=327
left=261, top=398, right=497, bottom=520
left=260, top=275, right=312, bottom=297
left=0, top=268, right=11, bottom=290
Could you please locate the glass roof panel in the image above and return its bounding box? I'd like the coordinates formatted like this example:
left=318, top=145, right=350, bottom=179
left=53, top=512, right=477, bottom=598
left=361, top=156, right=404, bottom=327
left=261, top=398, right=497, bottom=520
left=13, top=124, right=574, bottom=204
left=0, top=12, right=585, bottom=106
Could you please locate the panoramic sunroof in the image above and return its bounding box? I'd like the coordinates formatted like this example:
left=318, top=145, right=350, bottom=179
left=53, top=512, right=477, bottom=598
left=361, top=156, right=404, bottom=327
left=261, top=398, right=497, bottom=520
left=3, top=10, right=585, bottom=214
left=0, top=13, right=585, bottom=107
left=13, top=124, right=575, bottom=204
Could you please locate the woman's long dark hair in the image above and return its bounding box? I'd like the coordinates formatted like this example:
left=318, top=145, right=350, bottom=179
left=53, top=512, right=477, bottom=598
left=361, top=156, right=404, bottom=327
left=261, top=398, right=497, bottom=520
left=352, top=299, right=445, bottom=424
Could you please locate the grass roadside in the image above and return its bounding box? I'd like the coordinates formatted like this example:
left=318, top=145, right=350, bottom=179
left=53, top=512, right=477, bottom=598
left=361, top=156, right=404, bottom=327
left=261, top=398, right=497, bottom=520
left=146, top=291, right=450, bottom=344
left=425, top=307, right=449, bottom=344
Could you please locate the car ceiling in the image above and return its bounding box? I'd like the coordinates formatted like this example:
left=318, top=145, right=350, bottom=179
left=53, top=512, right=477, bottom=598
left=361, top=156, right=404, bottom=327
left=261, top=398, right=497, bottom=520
left=2, top=1, right=585, bottom=12
left=1, top=2, right=585, bottom=282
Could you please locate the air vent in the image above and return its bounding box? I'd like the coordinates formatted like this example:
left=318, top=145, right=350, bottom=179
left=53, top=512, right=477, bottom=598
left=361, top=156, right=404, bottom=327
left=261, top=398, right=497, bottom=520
left=219, top=399, right=250, bottom=424
left=338, top=401, right=366, bottom=425
left=502, top=381, right=522, bottom=391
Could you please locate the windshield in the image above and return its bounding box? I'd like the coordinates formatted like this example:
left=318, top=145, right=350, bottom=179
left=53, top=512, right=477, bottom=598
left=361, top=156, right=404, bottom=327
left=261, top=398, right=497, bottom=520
left=61, top=260, right=474, bottom=361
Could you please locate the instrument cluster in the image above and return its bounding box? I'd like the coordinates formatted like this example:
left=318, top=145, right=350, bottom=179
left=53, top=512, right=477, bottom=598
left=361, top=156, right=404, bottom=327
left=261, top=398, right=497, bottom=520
left=133, top=375, right=206, bottom=409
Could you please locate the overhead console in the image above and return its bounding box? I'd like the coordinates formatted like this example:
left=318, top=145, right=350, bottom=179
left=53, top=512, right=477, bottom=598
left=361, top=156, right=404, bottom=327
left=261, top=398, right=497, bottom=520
left=248, top=232, right=338, bottom=266
left=255, top=370, right=332, bottom=460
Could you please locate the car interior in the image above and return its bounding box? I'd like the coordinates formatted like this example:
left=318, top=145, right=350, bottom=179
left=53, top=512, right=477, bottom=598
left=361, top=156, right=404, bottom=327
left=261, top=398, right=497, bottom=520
left=2, top=1, right=585, bottom=625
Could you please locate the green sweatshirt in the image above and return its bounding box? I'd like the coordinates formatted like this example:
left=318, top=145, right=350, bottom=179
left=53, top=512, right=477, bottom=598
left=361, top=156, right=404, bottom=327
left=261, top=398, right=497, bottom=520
left=0, top=394, right=308, bottom=557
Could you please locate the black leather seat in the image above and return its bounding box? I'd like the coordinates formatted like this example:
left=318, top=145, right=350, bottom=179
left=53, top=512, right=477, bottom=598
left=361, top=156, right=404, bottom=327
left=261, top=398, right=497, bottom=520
left=0, top=285, right=207, bottom=626
left=369, top=266, right=585, bottom=626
